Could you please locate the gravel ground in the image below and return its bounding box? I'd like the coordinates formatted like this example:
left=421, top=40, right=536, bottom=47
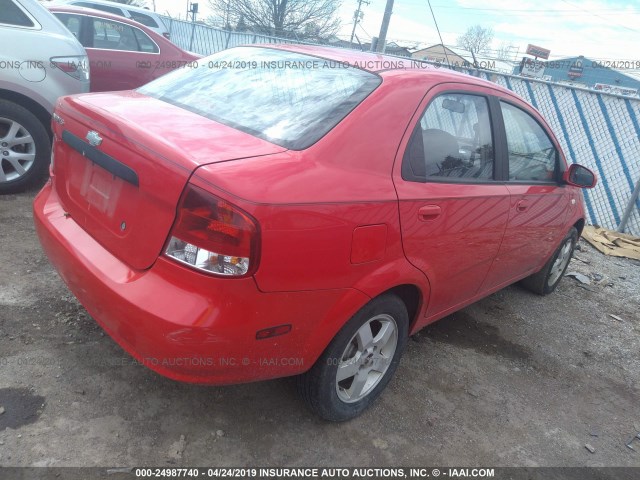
left=0, top=184, right=639, bottom=468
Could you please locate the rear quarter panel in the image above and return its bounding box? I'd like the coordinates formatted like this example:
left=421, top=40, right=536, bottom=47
left=191, top=73, right=435, bottom=294
left=0, top=22, right=88, bottom=110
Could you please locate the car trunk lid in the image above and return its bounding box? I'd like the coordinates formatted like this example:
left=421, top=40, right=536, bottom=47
left=52, top=91, right=286, bottom=270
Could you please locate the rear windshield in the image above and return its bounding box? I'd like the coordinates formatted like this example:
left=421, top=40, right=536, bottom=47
left=74, top=2, right=123, bottom=16
left=127, top=10, right=159, bottom=28
left=138, top=47, right=381, bottom=150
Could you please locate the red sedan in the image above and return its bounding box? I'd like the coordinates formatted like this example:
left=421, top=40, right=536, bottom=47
left=49, top=6, right=199, bottom=92
left=34, top=45, right=596, bottom=421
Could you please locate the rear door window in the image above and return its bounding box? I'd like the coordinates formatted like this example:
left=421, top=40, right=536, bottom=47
left=53, top=13, right=82, bottom=39
left=90, top=17, right=158, bottom=53
left=132, top=27, right=159, bottom=53
left=402, top=93, right=495, bottom=182
left=500, top=101, right=559, bottom=182
left=0, top=0, right=35, bottom=27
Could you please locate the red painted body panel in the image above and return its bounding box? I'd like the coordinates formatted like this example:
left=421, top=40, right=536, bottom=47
left=34, top=45, right=590, bottom=384
left=481, top=184, right=569, bottom=290
left=52, top=92, right=284, bottom=270
left=390, top=82, right=513, bottom=319
left=396, top=184, right=511, bottom=317
left=34, top=182, right=371, bottom=383
left=351, top=225, right=387, bottom=264
left=49, top=6, right=200, bottom=92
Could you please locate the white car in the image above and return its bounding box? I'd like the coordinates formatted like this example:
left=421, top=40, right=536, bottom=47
left=0, top=0, right=89, bottom=193
left=50, top=0, right=171, bottom=39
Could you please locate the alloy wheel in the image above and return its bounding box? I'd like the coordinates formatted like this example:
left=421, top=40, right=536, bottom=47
left=335, top=314, right=398, bottom=403
left=0, top=117, right=37, bottom=183
left=548, top=238, right=573, bottom=286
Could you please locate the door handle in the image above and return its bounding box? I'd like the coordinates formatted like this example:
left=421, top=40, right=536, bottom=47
left=516, top=200, right=529, bottom=212
left=418, top=205, right=442, bottom=221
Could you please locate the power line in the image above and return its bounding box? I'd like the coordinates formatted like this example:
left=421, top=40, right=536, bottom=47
left=426, top=0, right=450, bottom=67
left=350, top=0, right=369, bottom=44
left=405, top=2, right=640, bottom=14
left=559, top=0, right=638, bottom=33
left=400, top=1, right=640, bottom=17
left=358, top=23, right=373, bottom=41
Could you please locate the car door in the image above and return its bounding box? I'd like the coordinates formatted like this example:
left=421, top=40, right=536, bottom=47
left=83, top=15, right=159, bottom=91
left=480, top=99, right=571, bottom=290
left=393, top=84, right=510, bottom=321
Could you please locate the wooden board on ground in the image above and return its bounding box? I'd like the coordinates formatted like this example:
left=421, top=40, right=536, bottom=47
left=582, top=226, right=640, bottom=260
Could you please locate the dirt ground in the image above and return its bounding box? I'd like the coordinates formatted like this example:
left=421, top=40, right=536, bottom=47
left=1, top=183, right=639, bottom=468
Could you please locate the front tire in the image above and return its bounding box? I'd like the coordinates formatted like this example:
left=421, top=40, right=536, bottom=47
left=521, top=227, right=578, bottom=295
left=297, top=294, right=409, bottom=421
left=0, top=100, right=50, bottom=194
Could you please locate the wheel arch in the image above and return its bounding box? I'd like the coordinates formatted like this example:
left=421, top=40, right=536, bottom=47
left=378, top=284, right=423, bottom=334
left=0, top=89, right=52, bottom=139
left=302, top=276, right=430, bottom=373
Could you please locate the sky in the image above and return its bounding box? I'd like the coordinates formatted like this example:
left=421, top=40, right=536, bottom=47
left=149, top=0, right=638, bottom=66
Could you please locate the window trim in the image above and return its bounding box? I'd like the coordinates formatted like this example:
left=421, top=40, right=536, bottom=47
left=495, top=98, right=563, bottom=186
left=0, top=0, right=41, bottom=30
left=401, top=90, right=501, bottom=185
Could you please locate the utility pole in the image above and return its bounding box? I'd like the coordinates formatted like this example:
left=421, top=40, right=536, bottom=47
left=350, top=0, right=369, bottom=45
left=376, top=0, right=394, bottom=53
left=190, top=3, right=198, bottom=22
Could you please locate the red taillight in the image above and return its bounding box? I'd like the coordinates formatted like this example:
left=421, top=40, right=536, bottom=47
left=164, top=184, right=259, bottom=277
left=50, top=56, right=90, bottom=81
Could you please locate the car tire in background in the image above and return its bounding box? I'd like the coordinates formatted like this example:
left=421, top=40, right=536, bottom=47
left=0, top=100, right=50, bottom=194
left=521, top=227, right=579, bottom=296
left=297, top=294, right=409, bottom=422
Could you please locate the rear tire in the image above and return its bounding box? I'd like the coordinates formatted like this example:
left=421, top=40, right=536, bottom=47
left=297, top=294, right=409, bottom=422
left=0, top=100, right=50, bottom=194
left=521, top=227, right=578, bottom=296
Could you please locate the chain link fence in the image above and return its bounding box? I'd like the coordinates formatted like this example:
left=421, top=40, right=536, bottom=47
left=162, top=16, right=316, bottom=55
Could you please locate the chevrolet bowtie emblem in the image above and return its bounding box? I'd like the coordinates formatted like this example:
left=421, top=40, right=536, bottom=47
left=86, top=130, right=103, bottom=147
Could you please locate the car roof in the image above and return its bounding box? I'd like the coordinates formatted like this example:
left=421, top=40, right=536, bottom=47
left=52, top=0, right=160, bottom=16
left=48, top=5, right=160, bottom=35
left=264, top=44, right=516, bottom=96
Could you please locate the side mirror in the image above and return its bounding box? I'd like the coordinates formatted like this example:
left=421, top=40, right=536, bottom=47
left=563, top=164, right=597, bottom=188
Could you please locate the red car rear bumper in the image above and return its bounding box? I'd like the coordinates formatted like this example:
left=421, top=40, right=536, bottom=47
left=33, top=182, right=368, bottom=384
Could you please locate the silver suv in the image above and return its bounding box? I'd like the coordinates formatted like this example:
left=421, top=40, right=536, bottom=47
left=0, top=0, right=89, bottom=193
